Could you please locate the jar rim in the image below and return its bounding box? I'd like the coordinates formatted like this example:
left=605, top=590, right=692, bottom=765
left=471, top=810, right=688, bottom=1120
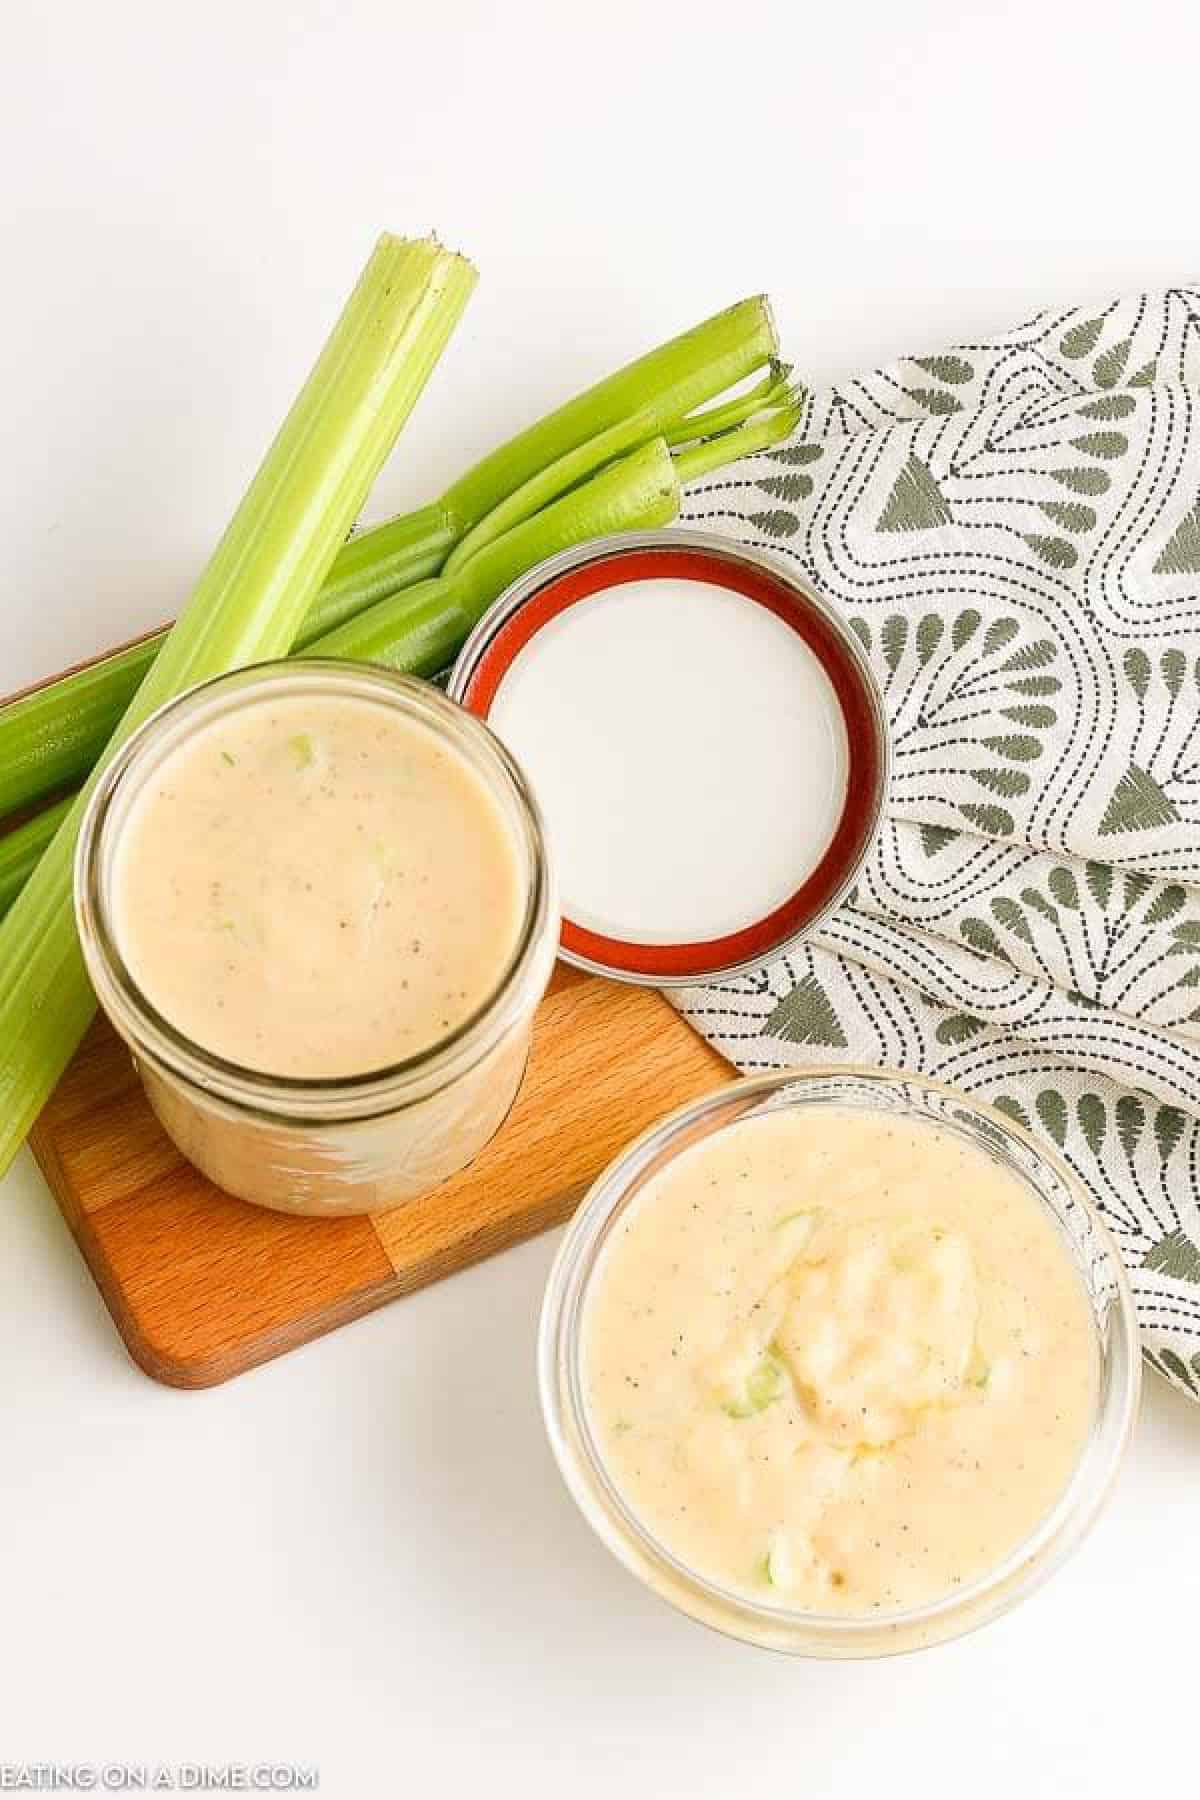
left=74, top=660, right=556, bottom=1125
left=449, top=528, right=891, bottom=986
left=538, top=1066, right=1141, bottom=1657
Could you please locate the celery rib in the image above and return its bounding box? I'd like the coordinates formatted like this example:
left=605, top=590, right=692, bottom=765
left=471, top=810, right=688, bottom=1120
left=0, top=637, right=161, bottom=822
left=440, top=406, right=661, bottom=577
left=441, top=295, right=776, bottom=533
left=0, top=800, right=71, bottom=917
left=313, top=397, right=802, bottom=673
left=0, top=396, right=804, bottom=926
left=0, top=233, right=475, bottom=1175
left=663, top=361, right=794, bottom=447
left=310, top=437, right=680, bottom=674
left=0, top=297, right=778, bottom=819
left=0, top=509, right=452, bottom=822
left=672, top=398, right=803, bottom=486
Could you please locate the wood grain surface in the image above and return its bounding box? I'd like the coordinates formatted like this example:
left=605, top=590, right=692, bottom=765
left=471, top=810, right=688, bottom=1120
left=29, top=961, right=732, bottom=1387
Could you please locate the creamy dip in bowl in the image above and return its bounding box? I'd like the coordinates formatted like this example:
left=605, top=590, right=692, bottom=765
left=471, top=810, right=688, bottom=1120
left=539, top=1070, right=1139, bottom=1656
left=75, top=661, right=557, bottom=1217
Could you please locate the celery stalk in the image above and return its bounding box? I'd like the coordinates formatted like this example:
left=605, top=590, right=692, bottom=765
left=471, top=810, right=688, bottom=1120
left=440, top=406, right=662, bottom=577
left=0, top=396, right=803, bottom=924
left=0, top=232, right=475, bottom=1175
left=671, top=401, right=803, bottom=485
left=0, top=297, right=777, bottom=817
left=663, top=362, right=795, bottom=447
left=0, top=636, right=161, bottom=821
left=290, top=502, right=454, bottom=641
left=309, top=437, right=680, bottom=673
left=0, top=511, right=451, bottom=821
left=440, top=295, right=776, bottom=535
left=289, top=397, right=803, bottom=673
left=1, top=443, right=675, bottom=921
left=0, top=800, right=70, bottom=918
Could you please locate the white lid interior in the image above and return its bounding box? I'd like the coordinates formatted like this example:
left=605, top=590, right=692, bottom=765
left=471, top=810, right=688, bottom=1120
left=485, top=576, right=849, bottom=951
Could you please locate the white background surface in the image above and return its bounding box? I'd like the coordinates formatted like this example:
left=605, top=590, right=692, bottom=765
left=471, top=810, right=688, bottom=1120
left=2, top=3, right=1197, bottom=1794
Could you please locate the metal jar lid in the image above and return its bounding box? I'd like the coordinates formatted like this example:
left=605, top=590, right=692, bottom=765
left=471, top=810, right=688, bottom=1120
left=448, top=529, right=889, bottom=986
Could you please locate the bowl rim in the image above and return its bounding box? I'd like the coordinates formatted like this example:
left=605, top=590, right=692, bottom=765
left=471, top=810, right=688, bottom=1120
left=538, top=1065, right=1141, bottom=1657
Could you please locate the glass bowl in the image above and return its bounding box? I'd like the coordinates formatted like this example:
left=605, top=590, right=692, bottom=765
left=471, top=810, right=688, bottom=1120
left=538, top=1068, right=1140, bottom=1657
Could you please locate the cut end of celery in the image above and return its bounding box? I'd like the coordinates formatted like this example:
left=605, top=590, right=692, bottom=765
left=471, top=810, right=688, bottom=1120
left=757, top=292, right=779, bottom=357
left=672, top=395, right=805, bottom=487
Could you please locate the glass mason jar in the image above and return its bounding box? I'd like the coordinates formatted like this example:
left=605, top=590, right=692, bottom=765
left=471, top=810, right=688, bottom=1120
left=539, top=1069, right=1140, bottom=1657
left=75, top=661, right=558, bottom=1218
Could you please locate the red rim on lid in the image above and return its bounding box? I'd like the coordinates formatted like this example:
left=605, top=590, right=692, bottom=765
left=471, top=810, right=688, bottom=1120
left=448, top=531, right=889, bottom=986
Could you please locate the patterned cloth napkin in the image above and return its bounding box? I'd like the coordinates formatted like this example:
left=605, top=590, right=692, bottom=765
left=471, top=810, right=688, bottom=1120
left=674, top=288, right=1200, bottom=1402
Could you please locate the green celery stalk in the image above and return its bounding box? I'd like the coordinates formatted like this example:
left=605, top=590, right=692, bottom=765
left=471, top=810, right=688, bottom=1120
left=0, top=800, right=70, bottom=917
left=0, top=512, right=451, bottom=822
left=439, top=295, right=776, bottom=531
left=310, top=436, right=680, bottom=673
left=312, top=398, right=801, bottom=675
left=294, top=502, right=455, bottom=641
left=0, top=297, right=777, bottom=819
left=0, top=397, right=802, bottom=924
left=0, top=232, right=475, bottom=1175
left=440, top=405, right=664, bottom=577
left=663, top=361, right=795, bottom=446
left=0, top=635, right=161, bottom=822
left=672, top=405, right=805, bottom=484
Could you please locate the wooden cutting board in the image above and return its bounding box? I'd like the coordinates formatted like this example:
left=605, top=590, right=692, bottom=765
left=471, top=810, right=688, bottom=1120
left=29, top=958, right=731, bottom=1387
left=6, top=641, right=732, bottom=1385
left=2, top=642, right=728, bottom=1384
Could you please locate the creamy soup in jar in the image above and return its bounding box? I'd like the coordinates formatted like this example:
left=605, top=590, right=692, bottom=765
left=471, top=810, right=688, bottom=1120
left=109, top=690, right=524, bottom=1078
left=584, top=1106, right=1097, bottom=1615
